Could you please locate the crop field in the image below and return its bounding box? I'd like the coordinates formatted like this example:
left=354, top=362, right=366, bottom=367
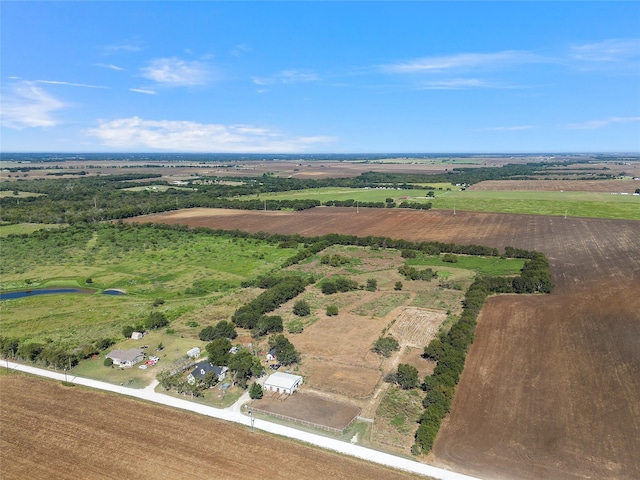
left=132, top=206, right=640, bottom=480
left=469, top=179, right=640, bottom=193
left=0, top=375, right=421, bottom=480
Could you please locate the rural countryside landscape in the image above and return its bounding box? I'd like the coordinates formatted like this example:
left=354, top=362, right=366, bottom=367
left=1, top=154, right=639, bottom=480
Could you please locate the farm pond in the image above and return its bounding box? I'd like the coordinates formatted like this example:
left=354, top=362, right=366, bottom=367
left=0, top=288, right=125, bottom=300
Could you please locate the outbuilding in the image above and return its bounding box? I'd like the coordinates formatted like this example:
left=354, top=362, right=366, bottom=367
left=131, top=332, right=143, bottom=340
left=263, top=372, right=303, bottom=395
left=186, top=347, right=201, bottom=359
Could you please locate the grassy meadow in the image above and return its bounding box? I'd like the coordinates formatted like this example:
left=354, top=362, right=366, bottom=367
left=430, top=190, right=640, bottom=220
left=238, top=186, right=450, bottom=203
left=0, top=223, right=296, bottom=347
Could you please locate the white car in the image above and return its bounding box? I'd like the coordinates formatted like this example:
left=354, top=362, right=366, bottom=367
left=138, top=364, right=148, bottom=370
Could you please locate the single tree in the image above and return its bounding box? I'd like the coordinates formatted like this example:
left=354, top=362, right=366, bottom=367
left=326, top=305, right=339, bottom=316
left=206, top=337, right=232, bottom=366
left=394, top=281, right=403, bottom=291
left=396, top=363, right=419, bottom=389
left=249, top=382, right=264, bottom=399
left=372, top=336, right=400, bottom=357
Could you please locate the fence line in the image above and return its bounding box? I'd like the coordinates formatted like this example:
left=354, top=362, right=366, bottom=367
left=251, top=407, right=358, bottom=434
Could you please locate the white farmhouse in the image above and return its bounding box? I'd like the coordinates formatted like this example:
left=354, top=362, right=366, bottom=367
left=106, top=348, right=145, bottom=368
left=263, top=372, right=303, bottom=395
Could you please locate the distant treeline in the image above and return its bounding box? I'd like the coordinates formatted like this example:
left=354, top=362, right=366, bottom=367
left=0, top=159, right=615, bottom=224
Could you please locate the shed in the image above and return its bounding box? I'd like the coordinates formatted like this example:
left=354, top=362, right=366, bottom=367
left=131, top=332, right=143, bottom=340
left=106, top=348, right=145, bottom=368
left=263, top=372, right=303, bottom=395
left=266, top=347, right=277, bottom=361
left=186, top=347, right=201, bottom=359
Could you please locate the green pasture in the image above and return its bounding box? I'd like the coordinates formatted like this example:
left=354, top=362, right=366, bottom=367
left=0, top=224, right=296, bottom=347
left=407, top=253, right=526, bottom=276
left=0, top=191, right=45, bottom=198
left=0, top=223, right=62, bottom=237
left=431, top=190, right=640, bottom=220
left=238, top=187, right=448, bottom=203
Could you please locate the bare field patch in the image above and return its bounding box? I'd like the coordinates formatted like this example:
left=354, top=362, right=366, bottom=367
left=0, top=375, right=418, bottom=480
left=300, top=358, right=382, bottom=399
left=251, top=391, right=361, bottom=432
left=389, top=307, right=446, bottom=347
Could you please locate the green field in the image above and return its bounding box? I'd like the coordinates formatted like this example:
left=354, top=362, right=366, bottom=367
left=407, top=253, right=526, bottom=276
left=0, top=224, right=296, bottom=346
left=239, top=186, right=450, bottom=203
left=430, top=190, right=640, bottom=220
left=0, top=223, right=62, bottom=237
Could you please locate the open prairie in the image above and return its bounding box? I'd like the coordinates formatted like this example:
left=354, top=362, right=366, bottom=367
left=130, top=207, right=640, bottom=480
left=0, top=375, right=420, bottom=480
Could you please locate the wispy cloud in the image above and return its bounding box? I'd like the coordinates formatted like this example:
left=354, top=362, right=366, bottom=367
left=418, top=78, right=501, bottom=90
left=1, top=81, right=66, bottom=128
left=381, top=51, right=539, bottom=73
left=130, top=88, right=158, bottom=95
left=252, top=69, right=320, bottom=86
left=85, top=117, right=334, bottom=152
left=35, top=80, right=108, bottom=89
left=567, top=116, right=640, bottom=129
left=571, top=38, right=640, bottom=62
left=475, top=125, right=534, bottom=132
left=96, top=63, right=125, bottom=71
left=101, top=42, right=141, bottom=55
left=231, top=43, right=251, bottom=56
left=139, top=57, right=211, bottom=86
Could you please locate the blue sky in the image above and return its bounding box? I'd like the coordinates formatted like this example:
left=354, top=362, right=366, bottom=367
left=1, top=1, right=639, bottom=153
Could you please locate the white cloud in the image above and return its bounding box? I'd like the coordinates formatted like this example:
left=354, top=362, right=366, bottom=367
left=139, top=57, right=211, bottom=86
left=567, top=116, right=640, bottom=129
left=96, top=63, right=125, bottom=71
left=84, top=117, right=335, bottom=152
left=130, top=88, right=158, bottom=95
left=1, top=81, right=66, bottom=128
left=381, top=51, right=539, bottom=73
left=252, top=69, right=320, bottom=85
left=36, top=80, right=108, bottom=89
left=231, top=43, right=251, bottom=56
left=571, top=39, right=640, bottom=62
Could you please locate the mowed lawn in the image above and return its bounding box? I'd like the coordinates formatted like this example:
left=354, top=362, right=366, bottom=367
left=430, top=190, right=640, bottom=220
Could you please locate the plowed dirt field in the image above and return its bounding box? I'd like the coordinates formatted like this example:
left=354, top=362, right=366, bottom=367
left=128, top=207, right=640, bottom=480
left=0, top=375, right=421, bottom=480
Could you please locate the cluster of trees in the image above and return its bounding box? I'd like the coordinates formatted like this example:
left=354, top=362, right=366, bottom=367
left=320, top=253, right=351, bottom=266
left=398, top=201, right=433, bottom=210
left=232, top=275, right=310, bottom=332
left=483, top=252, right=553, bottom=294
left=320, top=277, right=360, bottom=294
left=268, top=334, right=299, bottom=365
left=398, top=265, right=437, bottom=281
left=385, top=363, right=420, bottom=390
left=199, top=320, right=237, bottom=342
left=122, top=312, right=168, bottom=338
left=0, top=335, right=115, bottom=370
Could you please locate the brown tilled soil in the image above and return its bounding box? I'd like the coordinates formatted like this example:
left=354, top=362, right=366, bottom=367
left=127, top=207, right=640, bottom=480
left=468, top=179, right=640, bottom=192
left=0, top=375, right=421, bottom=480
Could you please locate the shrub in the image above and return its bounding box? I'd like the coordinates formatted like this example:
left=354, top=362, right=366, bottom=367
left=326, top=305, right=339, bottom=316
left=365, top=278, right=377, bottom=292
left=394, top=281, right=403, bottom=291
left=293, top=299, right=311, bottom=317
left=287, top=319, right=304, bottom=334
left=104, top=357, right=113, bottom=367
